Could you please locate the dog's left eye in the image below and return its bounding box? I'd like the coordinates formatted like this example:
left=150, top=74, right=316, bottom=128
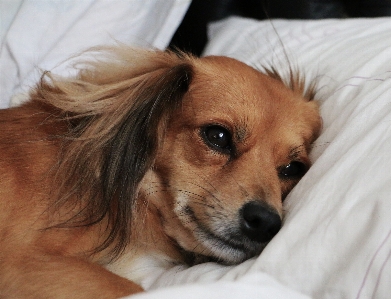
left=278, top=161, right=307, bottom=179
left=202, top=125, right=232, bottom=153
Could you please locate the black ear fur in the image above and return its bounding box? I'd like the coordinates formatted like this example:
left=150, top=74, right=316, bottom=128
left=96, top=63, right=193, bottom=257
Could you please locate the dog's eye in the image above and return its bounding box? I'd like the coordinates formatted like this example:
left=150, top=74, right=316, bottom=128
left=278, top=161, right=307, bottom=179
left=202, top=125, right=232, bottom=153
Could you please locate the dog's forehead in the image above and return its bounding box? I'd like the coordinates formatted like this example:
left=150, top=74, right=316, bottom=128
left=194, top=56, right=264, bottom=88
left=192, top=56, right=298, bottom=103
left=188, top=56, right=308, bottom=123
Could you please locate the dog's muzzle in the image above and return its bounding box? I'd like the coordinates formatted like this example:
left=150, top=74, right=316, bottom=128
left=173, top=199, right=282, bottom=265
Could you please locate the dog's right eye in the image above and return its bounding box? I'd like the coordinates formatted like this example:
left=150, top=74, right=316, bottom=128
left=202, top=125, right=232, bottom=154
left=278, top=161, right=308, bottom=180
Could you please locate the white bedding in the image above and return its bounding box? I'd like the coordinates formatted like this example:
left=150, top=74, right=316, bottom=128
left=0, top=0, right=191, bottom=108
left=2, top=3, right=391, bottom=298
left=130, top=17, right=391, bottom=299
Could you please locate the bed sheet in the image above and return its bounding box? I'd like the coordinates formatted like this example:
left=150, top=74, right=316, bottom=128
left=0, top=0, right=191, bottom=108
left=122, top=17, right=391, bottom=299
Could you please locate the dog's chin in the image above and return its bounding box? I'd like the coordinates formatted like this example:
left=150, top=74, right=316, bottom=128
left=177, top=239, right=265, bottom=267
left=172, top=226, right=267, bottom=266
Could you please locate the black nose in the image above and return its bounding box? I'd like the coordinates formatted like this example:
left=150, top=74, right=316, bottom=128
left=240, top=201, right=282, bottom=243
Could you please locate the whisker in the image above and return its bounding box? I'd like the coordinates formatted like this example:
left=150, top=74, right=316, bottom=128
left=184, top=166, right=219, bottom=193
left=226, top=175, right=250, bottom=198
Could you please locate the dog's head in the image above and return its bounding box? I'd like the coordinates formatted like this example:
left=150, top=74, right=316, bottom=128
left=37, top=48, right=321, bottom=264
left=140, top=56, right=321, bottom=264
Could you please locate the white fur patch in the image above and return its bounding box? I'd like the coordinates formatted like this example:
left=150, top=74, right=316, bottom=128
left=106, top=251, right=177, bottom=289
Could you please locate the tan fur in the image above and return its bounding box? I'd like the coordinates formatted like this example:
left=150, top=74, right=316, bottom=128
left=0, top=47, right=321, bottom=298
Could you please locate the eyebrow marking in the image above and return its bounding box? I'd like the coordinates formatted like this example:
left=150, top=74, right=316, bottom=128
left=289, top=144, right=305, bottom=159
left=234, top=124, right=247, bottom=143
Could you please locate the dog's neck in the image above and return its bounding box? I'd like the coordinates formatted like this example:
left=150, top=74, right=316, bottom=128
left=105, top=199, right=184, bottom=285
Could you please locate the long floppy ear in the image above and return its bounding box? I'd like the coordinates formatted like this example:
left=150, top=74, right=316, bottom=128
left=32, top=48, right=194, bottom=259
left=99, top=62, right=193, bottom=257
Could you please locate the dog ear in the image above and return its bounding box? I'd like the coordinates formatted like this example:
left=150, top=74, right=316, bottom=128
left=264, top=66, right=317, bottom=102
left=99, top=62, right=193, bottom=257
left=35, top=49, right=194, bottom=259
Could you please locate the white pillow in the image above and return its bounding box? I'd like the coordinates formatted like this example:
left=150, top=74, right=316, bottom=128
left=0, top=0, right=190, bottom=108
left=135, top=17, right=391, bottom=299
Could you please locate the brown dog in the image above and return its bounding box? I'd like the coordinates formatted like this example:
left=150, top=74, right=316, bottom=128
left=0, top=47, right=321, bottom=298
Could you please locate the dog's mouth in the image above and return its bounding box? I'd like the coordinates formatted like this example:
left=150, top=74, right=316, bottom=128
left=156, top=197, right=280, bottom=266
left=169, top=217, right=267, bottom=266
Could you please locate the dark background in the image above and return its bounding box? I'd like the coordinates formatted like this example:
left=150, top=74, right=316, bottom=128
left=169, top=0, right=391, bottom=55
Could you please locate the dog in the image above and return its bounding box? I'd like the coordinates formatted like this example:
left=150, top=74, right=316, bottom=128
left=0, top=47, right=321, bottom=298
